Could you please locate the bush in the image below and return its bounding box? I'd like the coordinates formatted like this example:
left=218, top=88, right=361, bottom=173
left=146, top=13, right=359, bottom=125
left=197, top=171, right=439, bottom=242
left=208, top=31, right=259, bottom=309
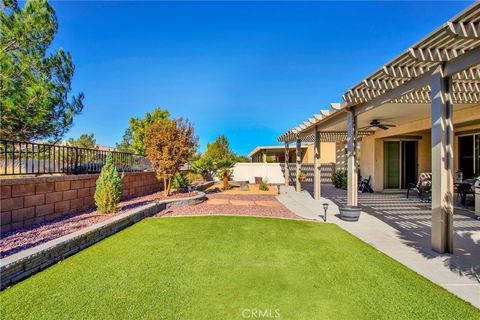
left=94, top=153, right=122, bottom=213
left=171, top=172, right=190, bottom=190
left=259, top=179, right=269, bottom=191
left=187, top=172, right=204, bottom=184
left=332, top=170, right=348, bottom=190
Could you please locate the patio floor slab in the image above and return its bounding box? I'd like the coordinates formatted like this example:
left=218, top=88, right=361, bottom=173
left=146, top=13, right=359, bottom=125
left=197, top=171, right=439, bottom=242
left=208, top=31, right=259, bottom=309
left=276, top=185, right=480, bottom=308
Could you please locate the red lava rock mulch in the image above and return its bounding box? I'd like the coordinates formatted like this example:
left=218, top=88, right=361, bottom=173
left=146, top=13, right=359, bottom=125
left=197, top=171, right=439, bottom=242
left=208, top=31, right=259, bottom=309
left=0, top=191, right=196, bottom=258
left=158, top=193, right=303, bottom=220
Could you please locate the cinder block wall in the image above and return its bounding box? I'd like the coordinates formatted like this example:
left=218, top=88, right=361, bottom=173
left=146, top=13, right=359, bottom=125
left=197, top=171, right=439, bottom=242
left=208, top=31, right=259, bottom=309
left=0, top=172, right=161, bottom=234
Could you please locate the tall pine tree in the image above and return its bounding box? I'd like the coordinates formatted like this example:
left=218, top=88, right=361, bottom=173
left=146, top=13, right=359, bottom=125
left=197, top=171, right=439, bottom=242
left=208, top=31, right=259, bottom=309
left=0, top=0, right=84, bottom=141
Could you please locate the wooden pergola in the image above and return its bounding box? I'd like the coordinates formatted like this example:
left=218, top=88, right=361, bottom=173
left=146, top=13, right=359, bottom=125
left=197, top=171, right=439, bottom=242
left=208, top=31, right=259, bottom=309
left=277, top=3, right=480, bottom=253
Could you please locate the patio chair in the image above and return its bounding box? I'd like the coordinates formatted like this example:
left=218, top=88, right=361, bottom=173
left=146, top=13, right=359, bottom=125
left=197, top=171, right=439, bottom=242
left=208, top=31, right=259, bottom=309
left=406, top=173, right=432, bottom=201
left=359, top=176, right=373, bottom=193
left=455, top=179, right=476, bottom=206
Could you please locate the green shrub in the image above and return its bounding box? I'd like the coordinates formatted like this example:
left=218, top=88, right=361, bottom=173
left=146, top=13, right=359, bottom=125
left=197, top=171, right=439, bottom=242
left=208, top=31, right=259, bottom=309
left=171, top=172, right=190, bottom=190
left=94, top=153, right=122, bottom=213
left=332, top=170, right=348, bottom=190
left=187, top=172, right=204, bottom=184
left=259, top=179, right=269, bottom=191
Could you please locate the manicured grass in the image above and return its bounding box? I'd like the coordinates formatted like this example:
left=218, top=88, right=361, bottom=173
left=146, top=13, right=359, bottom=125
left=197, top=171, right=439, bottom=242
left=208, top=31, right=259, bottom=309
left=1, top=216, right=478, bottom=319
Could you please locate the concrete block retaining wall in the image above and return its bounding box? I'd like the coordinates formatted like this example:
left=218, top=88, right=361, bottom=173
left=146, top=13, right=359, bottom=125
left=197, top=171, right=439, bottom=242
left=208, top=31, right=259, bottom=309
left=0, top=192, right=206, bottom=290
left=0, top=172, right=162, bottom=234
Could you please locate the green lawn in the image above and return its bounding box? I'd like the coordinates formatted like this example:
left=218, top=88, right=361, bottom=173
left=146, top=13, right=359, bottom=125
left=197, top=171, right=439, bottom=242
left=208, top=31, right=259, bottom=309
left=1, top=216, right=478, bottom=319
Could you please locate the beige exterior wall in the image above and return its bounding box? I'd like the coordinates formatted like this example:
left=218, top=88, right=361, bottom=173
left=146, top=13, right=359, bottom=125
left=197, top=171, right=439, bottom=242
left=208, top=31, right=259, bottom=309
left=320, top=142, right=336, bottom=163
left=304, top=142, right=336, bottom=164
left=358, top=105, right=479, bottom=191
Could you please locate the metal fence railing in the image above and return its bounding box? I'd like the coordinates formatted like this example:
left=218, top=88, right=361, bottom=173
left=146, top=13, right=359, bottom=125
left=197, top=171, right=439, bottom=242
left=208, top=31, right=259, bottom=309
left=0, top=140, right=152, bottom=176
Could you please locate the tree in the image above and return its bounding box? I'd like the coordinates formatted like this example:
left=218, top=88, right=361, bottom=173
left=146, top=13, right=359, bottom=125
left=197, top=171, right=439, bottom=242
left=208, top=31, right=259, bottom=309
left=94, top=153, right=122, bottom=214
left=216, top=155, right=236, bottom=190
left=191, top=156, right=215, bottom=180
left=145, top=118, right=198, bottom=196
left=117, top=108, right=170, bottom=155
left=115, top=128, right=133, bottom=152
left=67, top=133, right=97, bottom=149
left=236, top=155, right=251, bottom=163
left=0, top=0, right=84, bottom=141
left=191, top=135, right=237, bottom=190
left=204, top=135, right=231, bottom=160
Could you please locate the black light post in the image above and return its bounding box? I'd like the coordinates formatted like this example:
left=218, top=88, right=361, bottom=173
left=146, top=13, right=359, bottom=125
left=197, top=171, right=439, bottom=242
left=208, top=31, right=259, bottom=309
left=322, top=203, right=329, bottom=222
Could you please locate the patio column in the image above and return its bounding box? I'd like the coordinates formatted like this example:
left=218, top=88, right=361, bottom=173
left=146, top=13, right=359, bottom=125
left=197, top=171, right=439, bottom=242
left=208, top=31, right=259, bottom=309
left=346, top=110, right=358, bottom=206
left=431, top=65, right=454, bottom=254
left=296, top=138, right=301, bottom=192
left=262, top=150, right=267, bottom=163
left=284, top=142, right=290, bottom=186
left=314, top=127, right=321, bottom=200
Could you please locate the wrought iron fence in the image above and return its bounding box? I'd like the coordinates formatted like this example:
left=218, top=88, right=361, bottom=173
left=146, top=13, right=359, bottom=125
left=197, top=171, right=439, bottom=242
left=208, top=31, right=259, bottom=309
left=0, top=140, right=152, bottom=176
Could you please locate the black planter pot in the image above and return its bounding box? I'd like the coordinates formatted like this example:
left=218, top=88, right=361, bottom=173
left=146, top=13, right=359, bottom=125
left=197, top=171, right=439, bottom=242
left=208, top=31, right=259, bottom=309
left=339, top=205, right=362, bottom=221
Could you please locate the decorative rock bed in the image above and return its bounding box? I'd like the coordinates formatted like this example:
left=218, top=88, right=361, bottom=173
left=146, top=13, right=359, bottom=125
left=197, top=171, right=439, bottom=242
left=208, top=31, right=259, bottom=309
left=159, top=193, right=302, bottom=219
left=0, top=192, right=206, bottom=290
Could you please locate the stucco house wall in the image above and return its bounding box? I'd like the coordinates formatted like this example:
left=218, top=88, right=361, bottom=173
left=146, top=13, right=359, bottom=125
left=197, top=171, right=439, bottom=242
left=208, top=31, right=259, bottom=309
left=358, top=105, right=479, bottom=192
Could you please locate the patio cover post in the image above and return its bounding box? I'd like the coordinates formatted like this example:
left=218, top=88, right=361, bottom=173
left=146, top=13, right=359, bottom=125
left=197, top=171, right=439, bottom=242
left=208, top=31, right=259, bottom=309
left=284, top=142, right=290, bottom=186
left=314, top=127, right=321, bottom=200
left=431, top=65, right=454, bottom=254
left=346, top=110, right=358, bottom=206
left=296, top=138, right=301, bottom=192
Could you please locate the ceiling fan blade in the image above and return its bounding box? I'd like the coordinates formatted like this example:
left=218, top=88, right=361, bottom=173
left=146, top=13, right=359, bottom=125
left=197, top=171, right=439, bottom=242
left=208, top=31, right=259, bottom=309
left=358, top=125, right=373, bottom=131
left=378, top=125, right=390, bottom=130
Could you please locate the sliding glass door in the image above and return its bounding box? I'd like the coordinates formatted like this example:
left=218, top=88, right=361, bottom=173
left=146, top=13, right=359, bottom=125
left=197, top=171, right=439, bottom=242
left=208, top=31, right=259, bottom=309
left=476, top=135, right=480, bottom=178
left=384, top=141, right=400, bottom=189
left=458, top=133, right=480, bottom=179
left=384, top=141, right=418, bottom=189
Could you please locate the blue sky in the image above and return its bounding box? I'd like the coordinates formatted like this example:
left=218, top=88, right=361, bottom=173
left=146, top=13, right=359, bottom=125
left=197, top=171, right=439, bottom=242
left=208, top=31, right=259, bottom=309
left=51, top=1, right=472, bottom=155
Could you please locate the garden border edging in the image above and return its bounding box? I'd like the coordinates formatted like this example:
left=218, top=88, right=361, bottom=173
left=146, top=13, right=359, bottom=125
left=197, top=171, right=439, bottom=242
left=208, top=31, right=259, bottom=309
left=0, top=192, right=206, bottom=290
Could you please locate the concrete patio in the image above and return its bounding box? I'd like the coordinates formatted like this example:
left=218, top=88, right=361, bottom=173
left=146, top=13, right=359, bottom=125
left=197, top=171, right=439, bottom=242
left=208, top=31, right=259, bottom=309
left=276, top=184, right=480, bottom=308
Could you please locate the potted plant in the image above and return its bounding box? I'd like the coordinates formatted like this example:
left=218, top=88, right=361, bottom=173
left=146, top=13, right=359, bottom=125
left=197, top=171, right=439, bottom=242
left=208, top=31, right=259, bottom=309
left=339, top=205, right=362, bottom=221
left=298, top=171, right=307, bottom=182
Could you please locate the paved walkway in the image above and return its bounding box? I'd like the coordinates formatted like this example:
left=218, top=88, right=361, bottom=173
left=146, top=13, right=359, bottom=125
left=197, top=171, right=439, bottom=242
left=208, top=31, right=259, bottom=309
left=276, top=185, right=480, bottom=308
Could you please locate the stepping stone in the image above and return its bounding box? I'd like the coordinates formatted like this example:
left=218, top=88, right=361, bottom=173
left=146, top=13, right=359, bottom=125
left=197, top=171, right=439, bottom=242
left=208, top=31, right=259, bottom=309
left=230, top=200, right=255, bottom=206
left=207, top=199, right=230, bottom=205
left=255, top=201, right=282, bottom=207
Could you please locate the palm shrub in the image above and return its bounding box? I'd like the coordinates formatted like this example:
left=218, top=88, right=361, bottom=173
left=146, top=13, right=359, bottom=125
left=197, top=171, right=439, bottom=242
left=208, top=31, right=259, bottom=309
left=259, top=179, right=269, bottom=191
left=171, top=172, right=190, bottom=190
left=95, top=153, right=122, bottom=213
left=216, top=156, right=236, bottom=190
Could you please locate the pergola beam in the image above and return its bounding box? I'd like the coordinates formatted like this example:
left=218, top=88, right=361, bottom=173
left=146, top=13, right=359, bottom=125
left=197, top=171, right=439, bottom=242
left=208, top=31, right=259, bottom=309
left=447, top=21, right=480, bottom=39
left=453, top=67, right=480, bottom=81
left=355, top=69, right=434, bottom=115
left=409, top=47, right=465, bottom=62
left=382, top=65, right=429, bottom=78
left=444, top=45, right=480, bottom=77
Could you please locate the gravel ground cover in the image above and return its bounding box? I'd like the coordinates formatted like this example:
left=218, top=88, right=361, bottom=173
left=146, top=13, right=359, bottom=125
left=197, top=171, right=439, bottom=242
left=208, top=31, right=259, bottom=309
left=0, top=191, right=196, bottom=258
left=158, top=192, right=303, bottom=219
